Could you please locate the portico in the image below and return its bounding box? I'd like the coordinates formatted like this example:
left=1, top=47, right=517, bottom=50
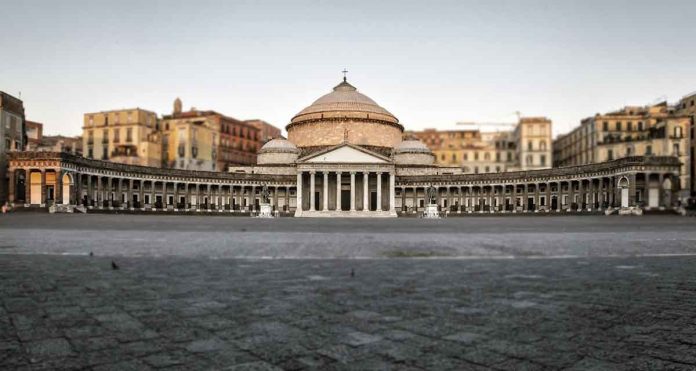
left=294, top=144, right=397, bottom=217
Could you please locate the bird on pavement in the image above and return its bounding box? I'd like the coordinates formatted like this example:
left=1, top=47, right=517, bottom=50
left=111, top=261, right=119, bottom=270
left=350, top=268, right=355, bottom=278
left=89, top=251, right=93, bottom=257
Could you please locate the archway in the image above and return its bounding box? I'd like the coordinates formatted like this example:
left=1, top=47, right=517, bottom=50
left=62, top=173, right=73, bottom=205
left=618, top=177, right=629, bottom=208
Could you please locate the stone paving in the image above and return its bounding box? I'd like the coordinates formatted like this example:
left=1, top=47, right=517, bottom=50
left=1, top=214, right=696, bottom=370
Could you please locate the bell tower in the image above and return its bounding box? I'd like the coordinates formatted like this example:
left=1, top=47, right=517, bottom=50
left=173, top=97, right=182, bottom=115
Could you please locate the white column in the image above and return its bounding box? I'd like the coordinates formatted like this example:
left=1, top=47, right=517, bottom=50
left=350, top=172, right=356, bottom=211
left=309, top=171, right=316, bottom=211
left=296, top=172, right=303, bottom=213
left=376, top=172, right=382, bottom=211
left=323, top=172, right=329, bottom=211
left=389, top=172, right=396, bottom=212
left=363, top=172, right=369, bottom=211
left=336, top=172, right=342, bottom=211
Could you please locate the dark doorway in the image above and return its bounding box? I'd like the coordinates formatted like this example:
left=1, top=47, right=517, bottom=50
left=370, top=191, right=377, bottom=211
left=46, top=186, right=55, bottom=202
left=314, top=192, right=320, bottom=210
left=527, top=197, right=534, bottom=211
left=551, top=196, right=558, bottom=210
left=341, top=190, right=350, bottom=210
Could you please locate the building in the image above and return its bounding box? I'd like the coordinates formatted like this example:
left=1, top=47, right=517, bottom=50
left=82, top=108, right=161, bottom=167
left=7, top=77, right=683, bottom=215
left=25, top=120, right=43, bottom=149
left=553, top=102, right=691, bottom=201
left=161, top=98, right=264, bottom=171
left=245, top=119, right=282, bottom=143
left=407, top=117, right=552, bottom=173
left=1, top=91, right=25, bottom=204
left=676, top=91, right=696, bottom=196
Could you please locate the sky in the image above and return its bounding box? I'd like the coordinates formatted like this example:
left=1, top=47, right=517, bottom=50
left=2, top=0, right=696, bottom=137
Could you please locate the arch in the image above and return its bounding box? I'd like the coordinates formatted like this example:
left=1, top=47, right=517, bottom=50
left=618, top=176, right=629, bottom=208
left=62, top=173, right=74, bottom=205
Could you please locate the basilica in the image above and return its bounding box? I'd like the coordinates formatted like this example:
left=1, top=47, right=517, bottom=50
left=6, top=78, right=683, bottom=217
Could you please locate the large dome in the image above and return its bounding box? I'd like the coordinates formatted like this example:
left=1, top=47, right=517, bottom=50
left=290, top=80, right=399, bottom=125
left=286, top=78, right=404, bottom=150
left=257, top=138, right=299, bottom=165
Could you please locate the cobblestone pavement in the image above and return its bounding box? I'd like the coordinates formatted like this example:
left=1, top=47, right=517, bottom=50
left=3, top=255, right=696, bottom=370
left=2, top=214, right=696, bottom=370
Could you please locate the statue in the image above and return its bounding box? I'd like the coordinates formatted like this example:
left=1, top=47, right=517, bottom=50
left=426, top=185, right=437, bottom=205
left=261, top=185, right=270, bottom=204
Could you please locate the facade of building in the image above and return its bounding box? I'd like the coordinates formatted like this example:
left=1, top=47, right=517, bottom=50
left=82, top=108, right=161, bottom=167
left=161, top=99, right=265, bottom=171
left=1, top=91, right=25, bottom=204
left=407, top=117, right=552, bottom=173
left=25, top=120, right=43, bottom=149
left=553, top=103, right=691, bottom=199
left=6, top=78, right=684, bottom=215
left=676, top=92, right=696, bottom=196
left=245, top=119, right=282, bottom=144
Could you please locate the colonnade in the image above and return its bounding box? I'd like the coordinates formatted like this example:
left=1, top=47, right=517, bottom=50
left=295, top=170, right=396, bottom=214
left=8, top=168, right=295, bottom=213
left=398, top=173, right=680, bottom=214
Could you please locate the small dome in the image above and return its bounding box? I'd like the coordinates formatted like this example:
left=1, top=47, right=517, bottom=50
left=258, top=138, right=299, bottom=154
left=395, top=139, right=432, bottom=154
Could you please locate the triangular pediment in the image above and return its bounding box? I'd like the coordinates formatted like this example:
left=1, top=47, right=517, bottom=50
left=299, top=144, right=391, bottom=164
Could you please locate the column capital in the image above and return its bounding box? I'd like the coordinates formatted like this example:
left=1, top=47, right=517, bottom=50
left=309, top=170, right=316, bottom=175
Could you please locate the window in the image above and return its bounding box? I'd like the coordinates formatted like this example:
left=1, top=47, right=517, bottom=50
left=114, top=114, right=119, bottom=124
left=507, top=152, right=512, bottom=161
left=452, top=154, right=456, bottom=162
left=645, top=145, right=652, bottom=155
left=113, top=129, right=120, bottom=143
left=674, top=143, right=680, bottom=155
left=474, top=166, right=479, bottom=174
left=474, top=152, right=479, bottom=161
left=484, top=166, right=490, bottom=173
left=638, top=121, right=643, bottom=131
left=674, top=126, right=683, bottom=138
left=88, top=147, right=93, bottom=158
left=626, top=145, right=633, bottom=156
left=496, top=166, right=501, bottom=172
left=484, top=153, right=490, bottom=161
left=616, top=122, right=622, bottom=131
left=526, top=155, right=533, bottom=165
left=540, top=155, right=546, bottom=166
left=126, top=128, right=133, bottom=142
left=607, top=149, right=613, bottom=161
left=603, top=122, right=608, bottom=131
left=102, top=147, right=108, bottom=160
left=627, top=122, right=633, bottom=131
left=496, top=152, right=500, bottom=162
left=527, top=141, right=533, bottom=151
left=463, top=153, right=468, bottom=161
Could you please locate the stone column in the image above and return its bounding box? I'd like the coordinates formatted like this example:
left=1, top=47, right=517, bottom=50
left=578, top=180, right=584, bottom=212
left=8, top=170, right=15, bottom=205
left=296, top=172, right=303, bottom=212
left=173, top=182, right=179, bottom=209
left=376, top=172, right=382, bottom=211
left=363, top=172, right=369, bottom=211
left=127, top=179, right=132, bottom=209
left=138, top=180, right=144, bottom=209
left=389, top=172, right=396, bottom=212
left=55, top=170, right=64, bottom=205
left=323, top=171, right=329, bottom=211
left=412, top=186, right=418, bottom=212
left=309, top=171, right=316, bottom=211
left=401, top=186, right=406, bottom=213
left=285, top=186, right=290, bottom=212
left=74, top=173, right=82, bottom=206
left=336, top=171, right=342, bottom=211
left=273, top=186, right=278, bottom=210
left=350, top=171, right=355, bottom=211
left=568, top=181, right=575, bottom=211
left=445, top=186, right=450, bottom=211
left=458, top=187, right=463, bottom=212
left=208, top=184, right=213, bottom=210
left=522, top=183, right=528, bottom=212
left=96, top=174, right=102, bottom=208
left=512, top=184, right=517, bottom=212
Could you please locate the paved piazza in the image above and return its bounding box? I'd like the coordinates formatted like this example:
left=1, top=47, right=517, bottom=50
left=2, top=215, right=696, bottom=370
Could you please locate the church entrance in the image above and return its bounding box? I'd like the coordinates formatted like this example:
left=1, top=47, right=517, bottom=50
left=551, top=196, right=558, bottom=210
left=341, top=190, right=350, bottom=210
left=370, top=191, right=377, bottom=211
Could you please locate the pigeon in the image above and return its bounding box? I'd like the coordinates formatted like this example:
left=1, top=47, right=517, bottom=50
left=89, top=251, right=94, bottom=257
left=350, top=268, right=355, bottom=278
left=111, top=261, right=119, bottom=270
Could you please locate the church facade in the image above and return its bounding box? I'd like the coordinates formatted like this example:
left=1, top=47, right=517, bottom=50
left=6, top=78, right=684, bottom=216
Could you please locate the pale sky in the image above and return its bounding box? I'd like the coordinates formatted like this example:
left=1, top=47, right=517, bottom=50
left=2, top=0, right=695, bottom=137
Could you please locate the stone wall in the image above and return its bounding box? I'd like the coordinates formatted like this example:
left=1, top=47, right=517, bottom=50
left=288, top=119, right=402, bottom=149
